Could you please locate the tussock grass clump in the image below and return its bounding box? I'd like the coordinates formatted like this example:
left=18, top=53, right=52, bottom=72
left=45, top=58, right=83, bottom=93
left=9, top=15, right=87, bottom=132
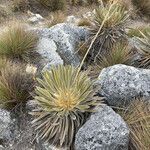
left=89, top=2, right=129, bottom=62
left=31, top=65, right=101, bottom=148
left=98, top=43, right=132, bottom=69
left=0, top=23, right=38, bottom=62
left=38, top=0, right=66, bottom=11
left=117, top=99, right=150, bottom=150
left=0, top=61, right=35, bottom=110
left=132, top=0, right=150, bottom=18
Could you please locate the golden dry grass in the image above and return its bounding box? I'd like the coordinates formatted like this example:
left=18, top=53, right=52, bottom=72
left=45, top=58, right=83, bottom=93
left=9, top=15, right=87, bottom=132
left=117, top=99, right=150, bottom=150
left=0, top=22, right=38, bottom=62
left=0, top=60, right=35, bottom=110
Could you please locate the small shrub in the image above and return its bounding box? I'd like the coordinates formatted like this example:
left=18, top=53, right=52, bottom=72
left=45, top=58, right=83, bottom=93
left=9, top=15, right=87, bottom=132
left=0, top=61, right=35, bottom=110
left=98, top=43, right=132, bottom=69
left=46, top=11, right=66, bottom=28
left=117, top=99, right=150, bottom=150
left=89, top=2, right=129, bottom=62
left=132, top=0, right=150, bottom=18
left=31, top=65, right=101, bottom=148
left=0, top=23, right=38, bottom=62
left=38, top=0, right=66, bottom=11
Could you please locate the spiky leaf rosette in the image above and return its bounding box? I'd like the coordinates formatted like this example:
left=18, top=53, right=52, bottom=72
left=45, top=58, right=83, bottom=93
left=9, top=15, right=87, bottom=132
left=135, top=32, right=150, bottom=68
left=117, top=99, right=150, bottom=150
left=89, top=2, right=129, bottom=62
left=0, top=61, right=35, bottom=110
left=31, top=65, right=100, bottom=148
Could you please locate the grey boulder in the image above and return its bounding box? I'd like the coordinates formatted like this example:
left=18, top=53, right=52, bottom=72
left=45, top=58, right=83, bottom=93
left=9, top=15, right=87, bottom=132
left=75, top=105, right=129, bottom=150
left=36, top=23, right=89, bottom=67
left=97, top=64, right=150, bottom=107
left=36, top=37, right=63, bottom=71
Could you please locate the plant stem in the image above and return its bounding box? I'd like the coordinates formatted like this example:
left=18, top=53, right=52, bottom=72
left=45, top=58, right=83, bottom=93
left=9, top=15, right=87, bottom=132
left=75, top=0, right=118, bottom=79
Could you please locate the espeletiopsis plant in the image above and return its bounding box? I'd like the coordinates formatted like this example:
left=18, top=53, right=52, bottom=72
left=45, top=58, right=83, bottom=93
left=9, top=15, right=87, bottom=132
left=0, top=60, right=35, bottom=110
left=31, top=65, right=101, bottom=149
left=89, top=1, right=129, bottom=62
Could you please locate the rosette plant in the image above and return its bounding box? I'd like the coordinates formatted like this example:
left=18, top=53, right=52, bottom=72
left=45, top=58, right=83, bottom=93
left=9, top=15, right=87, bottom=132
left=89, top=1, right=129, bottom=62
left=31, top=65, right=101, bottom=148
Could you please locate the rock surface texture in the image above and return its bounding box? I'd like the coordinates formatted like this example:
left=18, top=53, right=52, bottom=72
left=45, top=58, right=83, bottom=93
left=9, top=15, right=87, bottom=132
left=36, top=37, right=63, bottom=71
left=36, top=23, right=89, bottom=70
left=0, top=109, right=11, bottom=146
left=75, top=105, right=129, bottom=150
left=97, top=64, right=150, bottom=106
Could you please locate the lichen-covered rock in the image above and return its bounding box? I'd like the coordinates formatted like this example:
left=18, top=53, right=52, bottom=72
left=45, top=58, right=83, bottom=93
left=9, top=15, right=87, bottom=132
left=75, top=105, right=129, bottom=150
left=36, top=37, right=63, bottom=71
left=0, top=109, right=11, bottom=145
left=97, top=64, right=150, bottom=107
left=36, top=23, right=89, bottom=67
